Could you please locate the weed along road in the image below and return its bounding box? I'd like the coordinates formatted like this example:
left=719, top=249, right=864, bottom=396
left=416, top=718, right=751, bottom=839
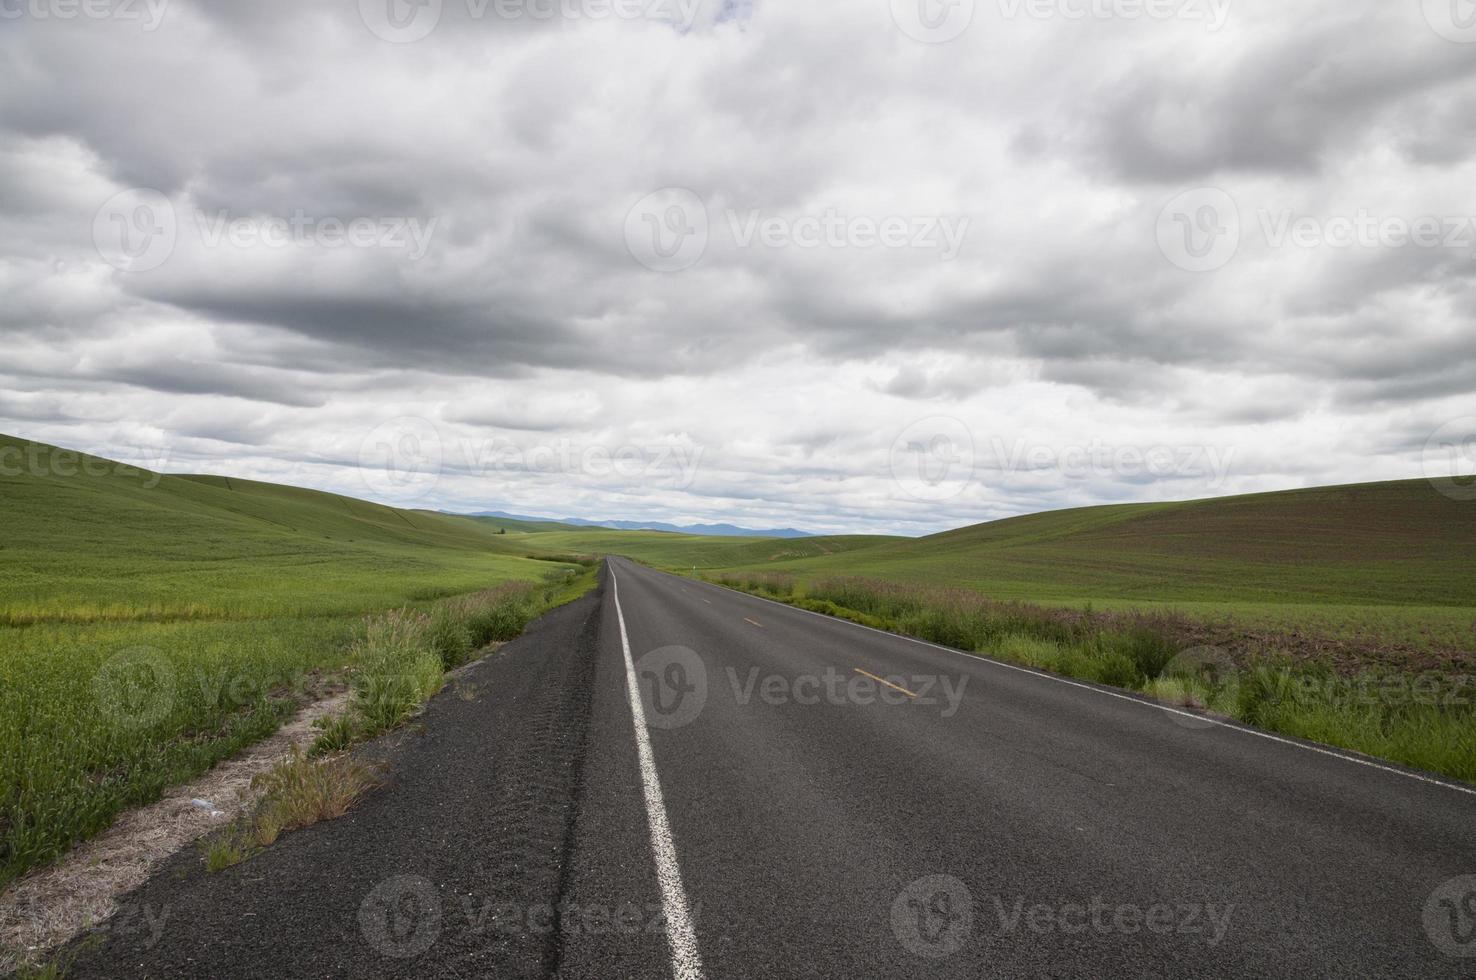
left=68, top=560, right=1476, bottom=978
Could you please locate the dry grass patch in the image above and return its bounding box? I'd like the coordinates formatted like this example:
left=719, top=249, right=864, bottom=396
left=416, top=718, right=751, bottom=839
left=203, top=751, right=383, bottom=871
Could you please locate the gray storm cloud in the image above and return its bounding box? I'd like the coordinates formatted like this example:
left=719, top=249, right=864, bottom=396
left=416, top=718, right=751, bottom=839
left=1, top=0, right=1473, bottom=533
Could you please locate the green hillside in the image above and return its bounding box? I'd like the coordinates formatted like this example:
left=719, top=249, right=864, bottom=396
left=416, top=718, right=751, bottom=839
left=0, top=434, right=556, bottom=624
left=0, top=434, right=584, bottom=885
left=521, top=527, right=893, bottom=568
left=720, top=480, right=1476, bottom=607
left=550, top=480, right=1476, bottom=658
left=468, top=515, right=588, bottom=534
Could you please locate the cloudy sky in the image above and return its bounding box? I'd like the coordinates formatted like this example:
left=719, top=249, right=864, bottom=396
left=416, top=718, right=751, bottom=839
left=2, top=0, right=1474, bottom=535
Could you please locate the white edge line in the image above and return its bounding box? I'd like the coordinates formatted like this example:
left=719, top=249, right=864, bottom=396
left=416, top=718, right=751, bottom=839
left=609, top=564, right=707, bottom=979
left=663, top=564, right=1476, bottom=800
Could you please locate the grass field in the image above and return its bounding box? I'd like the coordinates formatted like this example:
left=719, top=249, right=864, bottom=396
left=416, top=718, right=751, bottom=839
left=535, top=480, right=1476, bottom=669
left=522, top=479, right=1474, bottom=782
left=0, top=434, right=589, bottom=887
left=521, top=528, right=892, bottom=569
left=5, top=430, right=1473, bottom=882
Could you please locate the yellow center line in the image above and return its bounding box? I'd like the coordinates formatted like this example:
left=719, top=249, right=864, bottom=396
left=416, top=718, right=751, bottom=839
left=744, top=617, right=764, bottom=628
left=853, top=668, right=918, bottom=698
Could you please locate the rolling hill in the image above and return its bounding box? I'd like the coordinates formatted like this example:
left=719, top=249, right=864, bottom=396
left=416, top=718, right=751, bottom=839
left=0, top=433, right=559, bottom=623
left=727, top=479, right=1476, bottom=607
left=0, top=433, right=590, bottom=887
left=536, top=479, right=1476, bottom=657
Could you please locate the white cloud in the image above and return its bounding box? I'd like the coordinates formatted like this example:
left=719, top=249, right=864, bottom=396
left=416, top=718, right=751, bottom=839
left=2, top=0, right=1473, bottom=533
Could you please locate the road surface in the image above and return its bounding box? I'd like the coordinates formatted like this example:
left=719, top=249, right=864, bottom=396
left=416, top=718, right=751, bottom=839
left=67, top=559, right=1476, bottom=977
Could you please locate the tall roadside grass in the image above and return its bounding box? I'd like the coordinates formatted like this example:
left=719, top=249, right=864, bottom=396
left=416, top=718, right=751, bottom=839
left=709, top=574, right=1476, bottom=784
left=0, top=569, right=593, bottom=890
left=0, top=617, right=350, bottom=889
left=201, top=750, right=385, bottom=873
left=314, top=574, right=585, bottom=752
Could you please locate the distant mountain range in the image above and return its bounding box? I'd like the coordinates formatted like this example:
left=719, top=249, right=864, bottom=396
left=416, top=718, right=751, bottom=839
left=467, top=511, right=813, bottom=538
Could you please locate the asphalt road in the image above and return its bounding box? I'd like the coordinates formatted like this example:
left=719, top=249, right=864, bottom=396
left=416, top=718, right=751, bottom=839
left=62, top=559, right=1476, bottom=978
left=562, top=558, right=1476, bottom=978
